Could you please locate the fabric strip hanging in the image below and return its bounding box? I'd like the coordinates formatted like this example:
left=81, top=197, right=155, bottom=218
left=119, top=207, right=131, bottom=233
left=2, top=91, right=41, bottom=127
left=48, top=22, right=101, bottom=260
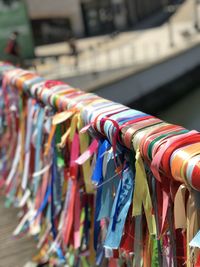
left=1, top=62, right=200, bottom=266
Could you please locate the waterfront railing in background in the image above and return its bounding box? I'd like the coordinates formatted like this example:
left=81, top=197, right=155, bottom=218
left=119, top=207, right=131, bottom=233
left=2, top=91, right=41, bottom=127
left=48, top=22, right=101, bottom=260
left=1, top=62, right=200, bottom=266
left=34, top=22, right=199, bottom=80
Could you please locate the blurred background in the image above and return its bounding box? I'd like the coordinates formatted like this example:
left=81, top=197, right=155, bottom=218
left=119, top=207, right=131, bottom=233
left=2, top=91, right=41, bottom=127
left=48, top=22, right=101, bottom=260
left=0, top=1, right=200, bottom=266
left=0, top=0, right=200, bottom=123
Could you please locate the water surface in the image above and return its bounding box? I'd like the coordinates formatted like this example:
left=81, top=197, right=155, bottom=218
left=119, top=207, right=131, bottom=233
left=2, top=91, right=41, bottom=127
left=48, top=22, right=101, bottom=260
left=160, top=88, right=200, bottom=131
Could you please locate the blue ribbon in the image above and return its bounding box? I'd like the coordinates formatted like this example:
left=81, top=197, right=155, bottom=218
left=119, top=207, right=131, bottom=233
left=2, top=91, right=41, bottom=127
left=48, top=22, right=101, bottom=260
left=33, top=107, right=45, bottom=195
left=91, top=140, right=110, bottom=184
left=35, top=183, right=51, bottom=219
left=104, top=166, right=134, bottom=249
left=93, top=139, right=111, bottom=250
left=51, top=139, right=57, bottom=239
left=97, top=150, right=121, bottom=220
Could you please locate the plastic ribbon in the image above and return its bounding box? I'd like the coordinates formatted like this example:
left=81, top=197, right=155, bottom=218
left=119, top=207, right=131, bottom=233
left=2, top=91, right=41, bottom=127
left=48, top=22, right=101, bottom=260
left=132, top=149, right=156, bottom=235
left=1, top=63, right=200, bottom=266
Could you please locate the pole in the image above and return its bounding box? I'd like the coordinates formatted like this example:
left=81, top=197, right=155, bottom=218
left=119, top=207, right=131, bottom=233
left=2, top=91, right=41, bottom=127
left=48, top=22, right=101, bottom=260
left=194, top=0, right=200, bottom=31
left=165, top=5, right=176, bottom=48
left=168, top=17, right=174, bottom=48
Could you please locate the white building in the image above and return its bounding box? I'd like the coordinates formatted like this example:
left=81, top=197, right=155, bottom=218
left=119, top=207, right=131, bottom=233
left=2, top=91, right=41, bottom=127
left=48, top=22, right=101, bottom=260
left=25, top=0, right=172, bottom=45
left=26, top=0, right=84, bottom=36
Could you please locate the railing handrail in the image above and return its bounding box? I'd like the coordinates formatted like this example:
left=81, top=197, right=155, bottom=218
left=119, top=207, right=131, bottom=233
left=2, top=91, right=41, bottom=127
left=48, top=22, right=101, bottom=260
left=0, top=62, right=200, bottom=266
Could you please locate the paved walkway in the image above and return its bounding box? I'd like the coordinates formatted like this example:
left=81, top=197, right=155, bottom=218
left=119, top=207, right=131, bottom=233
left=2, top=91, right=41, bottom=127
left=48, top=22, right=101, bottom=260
left=0, top=196, right=36, bottom=267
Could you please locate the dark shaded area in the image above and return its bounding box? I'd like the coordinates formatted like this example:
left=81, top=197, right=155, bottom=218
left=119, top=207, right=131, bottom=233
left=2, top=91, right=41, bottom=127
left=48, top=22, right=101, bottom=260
left=128, top=65, right=200, bottom=116
left=31, top=18, right=72, bottom=46
left=132, top=0, right=185, bottom=31
left=80, top=0, right=185, bottom=37
left=1, top=0, right=17, bottom=6
left=81, top=0, right=115, bottom=36
left=160, top=86, right=200, bottom=130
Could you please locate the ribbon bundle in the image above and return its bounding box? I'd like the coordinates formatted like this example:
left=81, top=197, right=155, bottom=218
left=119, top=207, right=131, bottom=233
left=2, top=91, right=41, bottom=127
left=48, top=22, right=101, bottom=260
left=1, top=62, right=200, bottom=266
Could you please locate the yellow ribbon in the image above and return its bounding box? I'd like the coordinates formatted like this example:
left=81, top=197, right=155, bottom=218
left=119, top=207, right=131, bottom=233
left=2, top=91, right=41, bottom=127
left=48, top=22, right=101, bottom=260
left=44, top=124, right=56, bottom=156
left=132, top=149, right=156, bottom=235
left=174, top=185, right=200, bottom=266
left=174, top=184, right=187, bottom=229
left=186, top=191, right=199, bottom=266
left=69, top=114, right=78, bottom=142
left=77, top=114, right=94, bottom=193
left=52, top=109, right=75, bottom=125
